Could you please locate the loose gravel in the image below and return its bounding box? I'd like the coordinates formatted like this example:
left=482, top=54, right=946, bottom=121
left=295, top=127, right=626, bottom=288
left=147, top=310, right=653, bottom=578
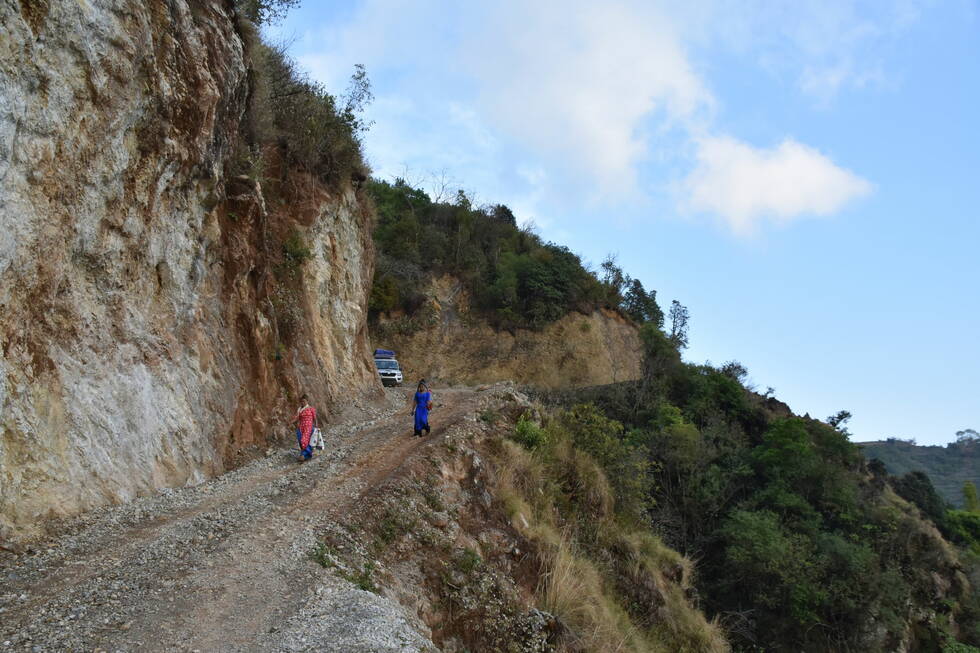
left=0, top=387, right=479, bottom=652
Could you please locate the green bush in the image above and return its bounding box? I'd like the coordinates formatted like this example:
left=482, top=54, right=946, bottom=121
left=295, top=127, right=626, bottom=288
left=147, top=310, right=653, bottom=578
left=368, top=274, right=399, bottom=314
left=946, top=510, right=980, bottom=552
left=511, top=414, right=547, bottom=450
left=555, top=404, right=652, bottom=523
left=236, top=0, right=300, bottom=25
left=281, top=230, right=312, bottom=266
left=893, top=470, right=949, bottom=527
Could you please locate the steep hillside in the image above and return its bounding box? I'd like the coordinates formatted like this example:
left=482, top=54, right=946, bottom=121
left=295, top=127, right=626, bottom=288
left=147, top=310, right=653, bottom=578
left=0, top=0, right=378, bottom=541
left=373, top=276, right=643, bottom=388
left=540, top=327, right=980, bottom=651
left=859, top=438, right=980, bottom=508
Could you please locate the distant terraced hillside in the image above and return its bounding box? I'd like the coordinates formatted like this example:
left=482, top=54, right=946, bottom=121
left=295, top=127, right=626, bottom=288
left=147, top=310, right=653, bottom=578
left=858, top=439, right=980, bottom=508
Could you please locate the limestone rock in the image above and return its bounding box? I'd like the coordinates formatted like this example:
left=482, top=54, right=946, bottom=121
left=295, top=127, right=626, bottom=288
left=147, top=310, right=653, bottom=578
left=0, top=0, right=378, bottom=540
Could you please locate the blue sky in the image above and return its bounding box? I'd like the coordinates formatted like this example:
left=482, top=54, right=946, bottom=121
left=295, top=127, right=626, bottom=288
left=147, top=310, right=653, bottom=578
left=268, top=1, right=979, bottom=446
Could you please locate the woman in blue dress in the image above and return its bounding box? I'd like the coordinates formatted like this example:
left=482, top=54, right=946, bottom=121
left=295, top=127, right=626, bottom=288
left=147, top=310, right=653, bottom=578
left=412, top=380, right=432, bottom=437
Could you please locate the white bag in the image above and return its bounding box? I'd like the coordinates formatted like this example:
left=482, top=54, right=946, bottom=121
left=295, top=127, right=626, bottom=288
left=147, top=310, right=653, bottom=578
left=311, top=427, right=325, bottom=450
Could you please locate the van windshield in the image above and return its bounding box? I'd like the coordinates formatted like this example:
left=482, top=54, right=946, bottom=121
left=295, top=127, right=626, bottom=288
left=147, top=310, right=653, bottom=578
left=375, top=360, right=399, bottom=370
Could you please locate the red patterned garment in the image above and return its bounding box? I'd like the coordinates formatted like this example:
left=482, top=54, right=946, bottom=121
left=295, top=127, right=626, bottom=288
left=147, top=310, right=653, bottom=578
left=297, top=405, right=316, bottom=449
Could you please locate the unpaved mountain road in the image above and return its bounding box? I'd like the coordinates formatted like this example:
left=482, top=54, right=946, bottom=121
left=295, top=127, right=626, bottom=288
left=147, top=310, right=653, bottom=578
left=0, top=387, right=480, bottom=652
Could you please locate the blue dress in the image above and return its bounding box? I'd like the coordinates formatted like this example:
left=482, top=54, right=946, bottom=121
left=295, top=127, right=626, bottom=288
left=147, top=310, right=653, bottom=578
left=414, top=391, right=431, bottom=433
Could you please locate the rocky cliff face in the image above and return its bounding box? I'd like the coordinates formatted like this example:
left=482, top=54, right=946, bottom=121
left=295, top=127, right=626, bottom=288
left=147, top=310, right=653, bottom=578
left=0, top=0, right=378, bottom=540
left=373, top=276, right=643, bottom=389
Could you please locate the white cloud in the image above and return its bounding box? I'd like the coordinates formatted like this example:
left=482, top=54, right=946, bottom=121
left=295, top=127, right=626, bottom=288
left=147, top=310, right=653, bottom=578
left=447, top=103, right=498, bottom=152
left=684, top=136, right=873, bottom=233
left=463, top=0, right=713, bottom=197
left=283, top=1, right=713, bottom=202
left=278, top=0, right=905, bottom=234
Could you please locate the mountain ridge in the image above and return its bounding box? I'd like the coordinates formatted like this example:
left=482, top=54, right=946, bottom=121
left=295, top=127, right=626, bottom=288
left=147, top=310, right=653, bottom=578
left=857, top=438, right=980, bottom=508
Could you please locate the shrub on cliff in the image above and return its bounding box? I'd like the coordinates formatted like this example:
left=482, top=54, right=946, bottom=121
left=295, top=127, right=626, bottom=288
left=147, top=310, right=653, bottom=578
left=892, top=470, right=949, bottom=527
left=233, top=0, right=371, bottom=191
left=236, top=0, right=300, bottom=25
left=510, top=414, right=547, bottom=450
left=947, top=510, right=980, bottom=553
left=243, top=41, right=370, bottom=187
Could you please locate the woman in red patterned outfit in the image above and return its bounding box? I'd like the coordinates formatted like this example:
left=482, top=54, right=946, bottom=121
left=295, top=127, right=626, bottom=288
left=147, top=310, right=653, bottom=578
left=291, top=394, right=317, bottom=461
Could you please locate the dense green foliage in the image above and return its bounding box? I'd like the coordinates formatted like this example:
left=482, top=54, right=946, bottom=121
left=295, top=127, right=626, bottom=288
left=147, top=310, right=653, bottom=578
left=893, top=470, right=950, bottom=525
left=859, top=438, right=980, bottom=508
left=966, top=481, right=980, bottom=513
left=553, top=404, right=653, bottom=524
left=511, top=413, right=548, bottom=450
left=947, top=511, right=980, bottom=553
left=367, top=179, right=664, bottom=330
left=545, top=324, right=979, bottom=651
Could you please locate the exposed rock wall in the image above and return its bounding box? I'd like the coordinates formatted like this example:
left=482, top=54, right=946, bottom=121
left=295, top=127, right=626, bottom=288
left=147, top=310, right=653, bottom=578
left=373, top=277, right=643, bottom=389
left=0, top=0, right=378, bottom=540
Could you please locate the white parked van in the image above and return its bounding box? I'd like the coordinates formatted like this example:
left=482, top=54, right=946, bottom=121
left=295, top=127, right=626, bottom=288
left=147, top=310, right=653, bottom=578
left=373, top=349, right=403, bottom=386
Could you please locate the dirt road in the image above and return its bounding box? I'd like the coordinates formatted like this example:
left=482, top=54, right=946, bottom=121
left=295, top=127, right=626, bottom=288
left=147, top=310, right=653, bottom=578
left=0, top=387, right=480, bottom=652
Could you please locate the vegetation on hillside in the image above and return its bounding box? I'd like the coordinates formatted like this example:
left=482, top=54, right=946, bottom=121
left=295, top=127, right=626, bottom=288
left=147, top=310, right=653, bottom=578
left=368, top=178, right=668, bottom=331
left=236, top=0, right=301, bottom=25
left=542, top=322, right=980, bottom=651
left=234, top=33, right=371, bottom=191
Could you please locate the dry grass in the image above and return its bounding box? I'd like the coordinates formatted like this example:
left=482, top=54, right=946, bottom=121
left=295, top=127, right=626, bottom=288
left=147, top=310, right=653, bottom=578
left=554, top=440, right=615, bottom=524
left=652, top=591, right=729, bottom=653
left=540, top=537, right=648, bottom=653
left=491, top=420, right=730, bottom=653
left=615, top=530, right=689, bottom=587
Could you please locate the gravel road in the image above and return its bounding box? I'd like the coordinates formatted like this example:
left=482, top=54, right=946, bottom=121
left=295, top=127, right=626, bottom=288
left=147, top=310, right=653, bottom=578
left=0, top=387, right=479, bottom=652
